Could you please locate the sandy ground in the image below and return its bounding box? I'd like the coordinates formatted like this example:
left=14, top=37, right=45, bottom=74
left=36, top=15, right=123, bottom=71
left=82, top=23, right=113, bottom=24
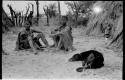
left=2, top=21, right=123, bottom=80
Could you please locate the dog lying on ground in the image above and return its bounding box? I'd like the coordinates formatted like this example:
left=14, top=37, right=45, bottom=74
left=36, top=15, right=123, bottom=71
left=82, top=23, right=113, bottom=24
left=69, top=50, right=104, bottom=72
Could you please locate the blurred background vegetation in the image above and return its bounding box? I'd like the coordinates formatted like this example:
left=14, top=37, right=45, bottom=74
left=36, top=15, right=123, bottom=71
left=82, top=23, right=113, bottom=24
left=2, top=1, right=123, bottom=52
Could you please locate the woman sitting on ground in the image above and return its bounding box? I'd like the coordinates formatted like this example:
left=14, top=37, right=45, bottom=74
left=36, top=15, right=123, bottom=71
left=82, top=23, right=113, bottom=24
left=15, top=21, right=49, bottom=54
left=50, top=16, right=76, bottom=51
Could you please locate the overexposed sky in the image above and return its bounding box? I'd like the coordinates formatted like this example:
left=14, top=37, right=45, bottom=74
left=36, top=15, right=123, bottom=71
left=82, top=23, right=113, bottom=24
left=2, top=1, right=69, bottom=16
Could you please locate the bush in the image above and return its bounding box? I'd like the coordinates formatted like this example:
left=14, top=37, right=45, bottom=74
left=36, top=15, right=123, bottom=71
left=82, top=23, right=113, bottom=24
left=66, top=13, right=89, bottom=27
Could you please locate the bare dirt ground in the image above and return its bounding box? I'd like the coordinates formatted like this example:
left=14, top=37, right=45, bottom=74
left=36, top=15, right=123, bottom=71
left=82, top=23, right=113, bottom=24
left=2, top=19, right=123, bottom=80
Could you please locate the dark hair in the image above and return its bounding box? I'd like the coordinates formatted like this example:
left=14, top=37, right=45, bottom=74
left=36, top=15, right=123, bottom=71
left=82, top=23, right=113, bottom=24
left=61, top=16, right=68, bottom=22
left=30, top=11, right=33, bottom=14
left=24, top=21, right=30, bottom=30
left=62, top=22, right=66, bottom=27
left=24, top=21, right=30, bottom=26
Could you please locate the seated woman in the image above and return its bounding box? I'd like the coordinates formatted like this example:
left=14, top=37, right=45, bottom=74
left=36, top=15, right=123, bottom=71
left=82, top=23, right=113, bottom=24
left=50, top=22, right=67, bottom=48
left=15, top=21, right=49, bottom=54
left=50, top=16, right=75, bottom=51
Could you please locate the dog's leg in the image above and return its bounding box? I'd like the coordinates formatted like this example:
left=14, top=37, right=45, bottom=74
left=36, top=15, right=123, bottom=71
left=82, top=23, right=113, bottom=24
left=76, top=61, right=86, bottom=72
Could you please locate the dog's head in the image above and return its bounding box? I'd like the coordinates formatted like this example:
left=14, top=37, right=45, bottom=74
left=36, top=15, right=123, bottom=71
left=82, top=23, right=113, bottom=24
left=69, top=53, right=82, bottom=62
